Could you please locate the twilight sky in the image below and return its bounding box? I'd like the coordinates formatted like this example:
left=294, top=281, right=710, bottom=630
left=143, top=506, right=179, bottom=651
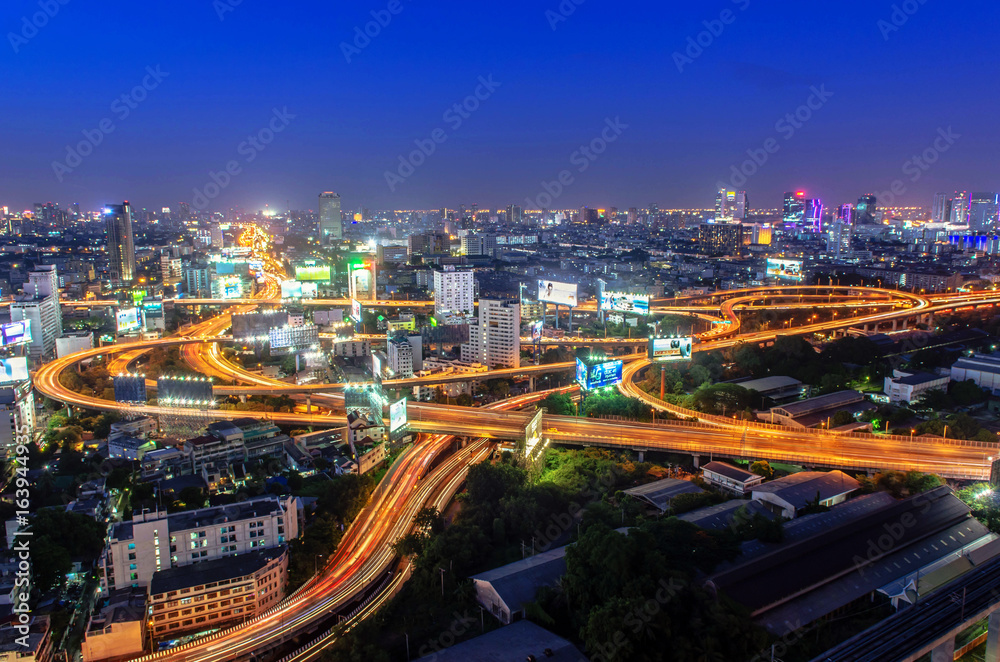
left=2, top=0, right=998, bottom=214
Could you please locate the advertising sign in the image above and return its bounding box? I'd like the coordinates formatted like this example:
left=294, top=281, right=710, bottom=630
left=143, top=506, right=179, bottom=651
left=116, top=308, right=142, bottom=334
left=0, top=321, right=31, bottom=347
left=766, top=259, right=804, bottom=281
left=600, top=292, right=650, bottom=316
left=649, top=337, right=694, bottom=362
left=295, top=264, right=332, bottom=281
left=537, top=280, right=579, bottom=307
left=523, top=409, right=544, bottom=457
left=301, top=282, right=318, bottom=299
left=0, top=357, right=29, bottom=384
left=390, top=398, right=408, bottom=433
left=351, top=299, right=362, bottom=323
left=221, top=277, right=243, bottom=299
left=531, top=321, right=544, bottom=344
left=576, top=358, right=623, bottom=391
left=281, top=280, right=303, bottom=299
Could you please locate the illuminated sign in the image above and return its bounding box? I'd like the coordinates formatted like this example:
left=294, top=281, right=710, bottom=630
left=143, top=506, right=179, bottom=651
left=766, top=259, right=804, bottom=281
left=301, top=282, right=318, bottom=299
left=351, top=299, right=362, bottom=323
left=600, top=292, right=650, bottom=316
left=531, top=321, right=544, bottom=344
left=0, top=357, right=29, bottom=385
left=523, top=409, right=545, bottom=458
left=249, top=260, right=264, bottom=274
left=116, top=308, right=142, bottom=334
left=649, top=337, right=693, bottom=362
left=281, top=280, right=303, bottom=299
left=220, top=277, right=243, bottom=299
left=390, top=398, right=408, bottom=433
left=295, top=264, right=332, bottom=281
left=537, top=280, right=578, bottom=307
left=0, top=321, right=31, bottom=347
left=576, top=358, right=623, bottom=391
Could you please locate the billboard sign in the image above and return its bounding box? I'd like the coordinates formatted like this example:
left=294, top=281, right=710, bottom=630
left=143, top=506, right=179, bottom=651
left=0, top=357, right=28, bottom=385
left=649, top=337, right=694, bottom=362
left=523, top=409, right=545, bottom=458
left=766, top=259, right=804, bottom=281
left=113, top=374, right=147, bottom=404
left=0, top=321, right=31, bottom=347
left=576, top=358, right=623, bottom=391
left=390, top=398, right=407, bottom=433
left=295, top=264, right=332, bottom=281
left=600, top=292, right=650, bottom=316
left=116, top=308, right=142, bottom=334
left=301, top=282, right=318, bottom=299
left=537, top=280, right=579, bottom=307
left=281, top=280, right=303, bottom=299
left=221, top=277, right=243, bottom=299
left=531, top=321, right=544, bottom=344
left=351, top=299, right=362, bottom=323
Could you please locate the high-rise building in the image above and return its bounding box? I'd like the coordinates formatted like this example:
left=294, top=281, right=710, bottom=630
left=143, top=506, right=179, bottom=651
left=949, top=191, right=970, bottom=225
left=783, top=192, right=806, bottom=229
left=838, top=204, right=854, bottom=225
left=462, top=299, right=520, bottom=369
left=0, top=382, right=35, bottom=452
left=970, top=193, right=1000, bottom=232
left=579, top=207, right=600, bottom=224
left=319, top=192, right=343, bottom=244
left=932, top=193, right=950, bottom=223
left=210, top=224, right=224, bottom=248
left=856, top=195, right=877, bottom=224
left=433, top=267, right=475, bottom=316
left=387, top=336, right=414, bottom=378
left=507, top=204, right=523, bottom=224
left=13, top=265, right=62, bottom=361
left=699, top=222, right=743, bottom=256
left=105, top=202, right=136, bottom=285
left=715, top=189, right=748, bottom=221
left=627, top=208, right=638, bottom=225
left=804, top=198, right=824, bottom=232
left=828, top=221, right=853, bottom=258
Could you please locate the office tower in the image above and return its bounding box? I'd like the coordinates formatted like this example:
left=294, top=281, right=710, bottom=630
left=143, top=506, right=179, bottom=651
left=649, top=204, right=660, bottom=225
left=828, top=221, right=853, bottom=258
left=178, top=201, right=191, bottom=219
left=932, top=194, right=950, bottom=223
left=433, top=267, right=475, bottom=317
left=856, top=194, right=877, bottom=224
left=507, top=204, right=523, bottom=224
left=970, top=193, right=1000, bottom=232
left=104, top=202, right=136, bottom=285
left=408, top=232, right=449, bottom=256
left=627, top=208, right=638, bottom=225
left=949, top=191, right=970, bottom=225
left=210, top=224, right=224, bottom=248
left=462, top=299, right=520, bottom=369
left=736, top=192, right=749, bottom=220
left=699, top=222, right=743, bottom=256
left=0, top=383, right=35, bottom=451
left=579, top=207, right=600, bottom=224
left=783, top=192, right=806, bottom=229
left=716, top=189, right=747, bottom=221
left=319, top=192, right=343, bottom=244
left=804, top=198, right=824, bottom=232
left=13, top=265, right=62, bottom=361
left=837, top=204, right=854, bottom=225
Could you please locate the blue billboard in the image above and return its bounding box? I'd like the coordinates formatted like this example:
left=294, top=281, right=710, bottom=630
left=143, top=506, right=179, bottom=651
left=576, top=358, right=623, bottom=391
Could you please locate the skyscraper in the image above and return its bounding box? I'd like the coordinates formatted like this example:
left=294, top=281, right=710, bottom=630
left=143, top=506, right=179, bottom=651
left=319, top=192, right=343, bottom=244
left=462, top=299, right=520, bottom=369
left=13, top=265, right=62, bottom=361
left=949, top=191, right=970, bottom=225
left=716, top=189, right=748, bottom=221
left=699, top=222, right=743, bottom=256
left=507, top=204, right=523, bottom=224
left=104, top=202, right=136, bottom=285
left=969, top=193, right=999, bottom=232
left=804, top=198, right=824, bottom=232
left=856, top=194, right=877, bottom=224
left=932, top=193, right=950, bottom=223
left=783, top=192, right=806, bottom=229
left=433, top=267, right=475, bottom=317
left=838, top=204, right=854, bottom=225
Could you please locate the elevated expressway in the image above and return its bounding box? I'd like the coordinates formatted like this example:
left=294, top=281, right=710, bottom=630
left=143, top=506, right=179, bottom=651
left=34, top=284, right=1000, bottom=661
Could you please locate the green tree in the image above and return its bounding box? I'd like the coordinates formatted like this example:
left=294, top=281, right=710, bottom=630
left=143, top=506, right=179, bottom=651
left=750, top=461, right=774, bottom=480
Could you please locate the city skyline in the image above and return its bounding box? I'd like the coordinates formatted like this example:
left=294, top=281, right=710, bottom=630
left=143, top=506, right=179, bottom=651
left=3, top=1, right=999, bottom=211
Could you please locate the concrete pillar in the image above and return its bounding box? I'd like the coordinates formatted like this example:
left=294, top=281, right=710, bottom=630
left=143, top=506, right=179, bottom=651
left=692, top=454, right=700, bottom=469
left=306, top=396, right=312, bottom=414
left=930, top=638, right=955, bottom=662
left=637, top=451, right=644, bottom=463
left=529, top=376, right=536, bottom=392
left=986, top=610, right=1000, bottom=662
left=892, top=320, right=898, bottom=331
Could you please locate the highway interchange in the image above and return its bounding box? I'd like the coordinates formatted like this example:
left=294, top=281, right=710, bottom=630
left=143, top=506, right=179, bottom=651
left=33, top=226, right=1000, bottom=660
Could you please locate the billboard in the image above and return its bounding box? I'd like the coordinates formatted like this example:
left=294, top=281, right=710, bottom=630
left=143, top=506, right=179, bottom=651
left=301, top=282, right=318, bottom=299
left=295, top=264, right=332, bottom=281
left=116, top=308, right=142, bottom=334
left=351, top=299, right=362, bottom=323
left=649, top=337, right=694, bottom=362
left=269, top=324, right=320, bottom=350
left=281, top=280, right=303, bottom=299
left=531, top=321, right=544, bottom=344
left=767, top=259, right=804, bottom=281
left=249, top=260, right=264, bottom=274
left=390, top=398, right=407, bottom=433
left=0, top=358, right=28, bottom=385
left=576, top=358, right=623, bottom=391
left=0, top=321, right=31, bottom=347
left=601, top=292, right=650, bottom=316
left=523, top=409, right=545, bottom=458
left=232, top=311, right=289, bottom=341
left=220, top=277, right=243, bottom=299
left=537, top=280, right=578, bottom=307
left=113, top=374, right=147, bottom=404
left=157, top=375, right=214, bottom=407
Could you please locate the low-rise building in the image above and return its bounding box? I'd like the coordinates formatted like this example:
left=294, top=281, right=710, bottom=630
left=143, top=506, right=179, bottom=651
left=81, top=588, right=147, bottom=662
left=951, top=352, right=1000, bottom=393
left=148, top=547, right=287, bottom=642
left=472, top=546, right=568, bottom=625
left=761, top=390, right=875, bottom=429
left=701, top=461, right=764, bottom=495
left=751, top=471, right=860, bottom=519
left=883, top=370, right=950, bottom=404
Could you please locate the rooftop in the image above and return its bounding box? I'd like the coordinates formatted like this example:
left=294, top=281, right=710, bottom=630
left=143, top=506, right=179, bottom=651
left=623, top=478, right=703, bottom=512
left=150, top=547, right=285, bottom=596
left=703, top=461, right=759, bottom=483
left=771, top=390, right=865, bottom=418
left=472, top=546, right=568, bottom=616
left=734, top=376, right=803, bottom=394
left=752, top=471, right=860, bottom=509
left=892, top=371, right=946, bottom=386
left=414, top=620, right=587, bottom=662
left=678, top=500, right=774, bottom=532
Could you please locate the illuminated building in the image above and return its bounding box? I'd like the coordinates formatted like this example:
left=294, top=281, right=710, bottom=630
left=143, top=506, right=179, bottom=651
left=783, top=192, right=806, bottom=229
left=856, top=194, right=877, bottom=224
left=462, top=299, right=520, bottom=369
left=104, top=202, right=136, bottom=285
left=433, top=267, right=475, bottom=316
left=699, top=221, right=743, bottom=256
left=969, top=193, right=998, bottom=232
left=319, top=192, right=342, bottom=243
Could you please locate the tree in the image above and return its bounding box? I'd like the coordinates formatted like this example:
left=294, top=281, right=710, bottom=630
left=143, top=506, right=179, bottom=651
left=539, top=392, right=575, bottom=416
left=749, top=461, right=774, bottom=480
